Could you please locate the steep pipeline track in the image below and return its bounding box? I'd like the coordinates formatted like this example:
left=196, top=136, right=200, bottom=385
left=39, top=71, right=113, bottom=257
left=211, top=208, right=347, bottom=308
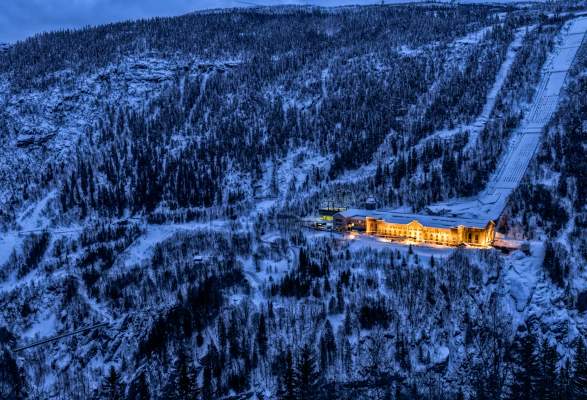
left=427, top=16, right=587, bottom=221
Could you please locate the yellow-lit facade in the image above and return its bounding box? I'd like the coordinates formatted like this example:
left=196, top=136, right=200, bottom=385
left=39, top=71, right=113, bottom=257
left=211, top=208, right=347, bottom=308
left=365, top=217, right=495, bottom=247
left=333, top=210, right=495, bottom=247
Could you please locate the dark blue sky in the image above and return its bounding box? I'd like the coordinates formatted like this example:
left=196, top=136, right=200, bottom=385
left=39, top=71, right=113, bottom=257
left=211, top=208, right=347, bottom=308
left=0, top=0, right=382, bottom=43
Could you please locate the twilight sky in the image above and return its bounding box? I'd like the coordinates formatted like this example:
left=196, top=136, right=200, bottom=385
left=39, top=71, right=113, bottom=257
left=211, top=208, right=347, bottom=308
left=0, top=0, right=382, bottom=43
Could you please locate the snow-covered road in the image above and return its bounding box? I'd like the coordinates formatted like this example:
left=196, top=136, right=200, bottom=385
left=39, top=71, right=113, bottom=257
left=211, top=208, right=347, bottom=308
left=428, top=16, right=587, bottom=221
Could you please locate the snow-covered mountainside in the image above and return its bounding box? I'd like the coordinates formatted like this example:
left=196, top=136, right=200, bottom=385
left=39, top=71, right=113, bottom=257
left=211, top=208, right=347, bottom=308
left=1, top=3, right=587, bottom=400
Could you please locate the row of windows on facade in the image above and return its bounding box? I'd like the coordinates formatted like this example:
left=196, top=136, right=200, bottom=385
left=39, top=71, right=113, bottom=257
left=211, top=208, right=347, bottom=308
left=373, top=227, right=480, bottom=243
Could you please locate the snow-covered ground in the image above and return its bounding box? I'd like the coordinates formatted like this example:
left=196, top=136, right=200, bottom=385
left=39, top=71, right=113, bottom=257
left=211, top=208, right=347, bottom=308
left=0, top=56, right=240, bottom=210
left=322, top=24, right=509, bottom=187
left=119, top=220, right=230, bottom=268
left=345, top=232, right=460, bottom=260
left=428, top=26, right=533, bottom=150
left=428, top=16, right=587, bottom=221
left=0, top=191, right=55, bottom=267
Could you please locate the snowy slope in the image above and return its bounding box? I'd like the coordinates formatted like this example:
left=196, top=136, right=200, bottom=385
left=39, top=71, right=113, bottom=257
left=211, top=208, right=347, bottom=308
left=0, top=56, right=240, bottom=211
left=428, top=26, right=533, bottom=147
left=1, top=5, right=586, bottom=399
left=427, top=16, right=587, bottom=220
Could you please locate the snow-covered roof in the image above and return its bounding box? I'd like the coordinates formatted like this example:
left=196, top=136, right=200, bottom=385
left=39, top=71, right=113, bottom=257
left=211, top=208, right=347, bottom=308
left=336, top=208, right=492, bottom=229
left=336, top=208, right=371, bottom=218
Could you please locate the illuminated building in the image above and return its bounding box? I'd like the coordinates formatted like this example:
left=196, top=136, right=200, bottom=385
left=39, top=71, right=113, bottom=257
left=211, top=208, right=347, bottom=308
left=333, top=209, right=495, bottom=247
left=318, top=207, right=346, bottom=221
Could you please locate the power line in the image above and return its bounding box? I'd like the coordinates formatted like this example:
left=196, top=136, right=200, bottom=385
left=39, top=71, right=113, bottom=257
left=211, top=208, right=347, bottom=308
left=13, top=322, right=109, bottom=353
left=235, top=0, right=264, bottom=6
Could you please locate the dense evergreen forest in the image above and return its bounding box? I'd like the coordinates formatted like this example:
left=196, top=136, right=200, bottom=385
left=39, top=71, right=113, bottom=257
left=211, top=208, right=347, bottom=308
left=1, top=4, right=515, bottom=224
left=0, top=3, right=586, bottom=399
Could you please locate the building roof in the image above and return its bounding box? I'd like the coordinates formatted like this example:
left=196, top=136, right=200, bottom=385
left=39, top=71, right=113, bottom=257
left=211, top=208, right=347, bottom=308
left=335, top=208, right=492, bottom=229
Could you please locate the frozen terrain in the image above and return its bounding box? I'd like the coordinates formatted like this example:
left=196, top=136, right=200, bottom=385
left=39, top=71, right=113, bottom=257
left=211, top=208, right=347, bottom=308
left=1, top=5, right=586, bottom=399
left=429, top=26, right=532, bottom=149
left=427, top=16, right=587, bottom=221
